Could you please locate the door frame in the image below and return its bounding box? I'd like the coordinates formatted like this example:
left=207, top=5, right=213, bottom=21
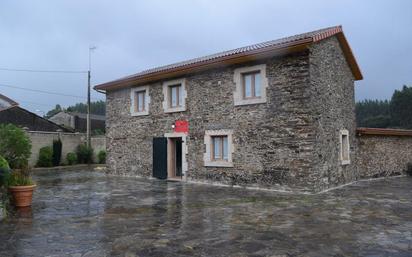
left=164, top=132, right=188, bottom=181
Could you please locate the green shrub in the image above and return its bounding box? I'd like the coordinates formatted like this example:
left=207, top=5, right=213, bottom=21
left=66, top=152, right=77, bottom=165
left=0, top=156, right=9, bottom=170
left=5, top=171, right=33, bottom=187
left=0, top=124, right=31, bottom=168
left=52, top=139, right=62, bottom=166
left=0, top=155, right=10, bottom=187
left=76, top=144, right=94, bottom=164
left=37, top=146, right=53, bottom=167
left=406, top=163, right=412, bottom=176
left=97, top=150, right=106, bottom=164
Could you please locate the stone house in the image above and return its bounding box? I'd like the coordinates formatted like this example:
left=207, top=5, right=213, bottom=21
left=94, top=26, right=364, bottom=193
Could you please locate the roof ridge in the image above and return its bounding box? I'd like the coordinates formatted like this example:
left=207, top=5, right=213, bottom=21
left=95, top=25, right=363, bottom=90
left=115, top=26, right=342, bottom=82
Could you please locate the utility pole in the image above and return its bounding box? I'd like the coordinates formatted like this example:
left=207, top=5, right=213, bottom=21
left=87, top=46, right=96, bottom=147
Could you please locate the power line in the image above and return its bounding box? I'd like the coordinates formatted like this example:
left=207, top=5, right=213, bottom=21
left=0, top=67, right=87, bottom=74
left=18, top=100, right=51, bottom=107
left=0, top=83, right=100, bottom=100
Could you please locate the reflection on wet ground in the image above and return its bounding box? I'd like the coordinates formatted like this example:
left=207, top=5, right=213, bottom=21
left=0, top=170, right=412, bottom=257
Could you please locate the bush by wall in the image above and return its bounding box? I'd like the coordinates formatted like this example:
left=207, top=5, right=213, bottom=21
left=97, top=150, right=106, bottom=164
left=76, top=144, right=94, bottom=164
left=0, top=124, right=31, bottom=168
left=66, top=152, right=77, bottom=165
left=52, top=139, right=62, bottom=166
left=37, top=146, right=53, bottom=167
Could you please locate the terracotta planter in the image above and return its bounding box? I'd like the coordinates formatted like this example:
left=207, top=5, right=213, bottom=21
left=8, top=185, right=36, bottom=207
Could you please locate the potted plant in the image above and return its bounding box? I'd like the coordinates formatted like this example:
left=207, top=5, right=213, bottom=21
left=0, top=124, right=34, bottom=207
left=5, top=167, right=36, bottom=207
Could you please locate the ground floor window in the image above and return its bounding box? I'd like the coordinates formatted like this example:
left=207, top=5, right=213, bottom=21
left=211, top=135, right=228, bottom=161
left=204, top=130, right=233, bottom=167
left=339, top=129, right=350, bottom=165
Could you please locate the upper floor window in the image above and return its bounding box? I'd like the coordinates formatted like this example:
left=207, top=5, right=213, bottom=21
left=242, top=71, right=261, bottom=99
left=169, top=84, right=183, bottom=108
left=163, top=78, right=187, bottom=113
left=234, top=64, right=268, bottom=106
left=135, top=90, right=146, bottom=112
left=130, top=86, right=150, bottom=116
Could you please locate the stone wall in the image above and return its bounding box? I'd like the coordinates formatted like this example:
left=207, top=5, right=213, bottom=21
left=309, top=37, right=358, bottom=191
left=27, top=131, right=106, bottom=166
left=357, top=134, right=412, bottom=178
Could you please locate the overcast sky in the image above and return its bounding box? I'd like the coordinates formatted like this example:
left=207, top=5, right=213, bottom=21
left=0, top=0, right=411, bottom=114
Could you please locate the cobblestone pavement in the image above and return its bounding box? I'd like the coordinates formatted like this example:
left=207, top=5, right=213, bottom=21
left=1, top=170, right=412, bottom=257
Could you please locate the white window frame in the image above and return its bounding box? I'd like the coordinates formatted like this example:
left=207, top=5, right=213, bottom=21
left=339, top=129, right=350, bottom=165
left=163, top=78, right=187, bottom=113
left=130, top=86, right=150, bottom=116
left=234, top=64, right=268, bottom=106
left=204, top=130, right=234, bottom=167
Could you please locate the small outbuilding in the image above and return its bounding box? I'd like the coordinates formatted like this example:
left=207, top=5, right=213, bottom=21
left=0, top=93, right=70, bottom=132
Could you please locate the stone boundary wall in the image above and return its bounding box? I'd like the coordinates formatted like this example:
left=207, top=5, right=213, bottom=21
left=26, top=131, right=106, bottom=167
left=356, top=128, right=412, bottom=178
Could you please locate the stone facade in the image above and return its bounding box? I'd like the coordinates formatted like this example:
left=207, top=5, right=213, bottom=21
left=308, top=37, right=358, bottom=191
left=357, top=135, right=412, bottom=178
left=105, top=35, right=360, bottom=193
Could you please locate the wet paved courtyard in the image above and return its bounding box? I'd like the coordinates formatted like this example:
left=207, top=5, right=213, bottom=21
left=1, top=170, right=412, bottom=257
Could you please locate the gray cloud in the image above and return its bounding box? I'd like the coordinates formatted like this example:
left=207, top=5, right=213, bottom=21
left=0, top=0, right=411, bottom=113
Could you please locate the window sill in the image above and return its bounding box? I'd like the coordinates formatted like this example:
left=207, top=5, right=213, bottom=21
left=164, top=106, right=186, bottom=113
left=204, top=161, right=234, bottom=167
left=234, top=97, right=266, bottom=106
left=131, top=111, right=149, bottom=116
left=341, top=160, right=351, bottom=166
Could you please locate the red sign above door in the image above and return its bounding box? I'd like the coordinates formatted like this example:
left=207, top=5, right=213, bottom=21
left=174, top=120, right=189, bottom=133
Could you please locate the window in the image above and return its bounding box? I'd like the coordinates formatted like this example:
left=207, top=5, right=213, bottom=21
left=339, top=129, right=350, bottom=165
left=234, top=64, right=268, bottom=106
left=130, top=86, right=150, bottom=116
left=204, top=130, right=233, bottom=167
left=211, top=136, right=229, bottom=161
left=134, top=90, right=146, bottom=112
left=163, top=79, right=187, bottom=113
left=242, top=71, right=261, bottom=99
left=169, top=84, right=183, bottom=108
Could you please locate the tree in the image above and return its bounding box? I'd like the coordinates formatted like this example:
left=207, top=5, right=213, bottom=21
left=390, top=85, right=412, bottom=129
left=66, top=100, right=105, bottom=115
left=356, top=99, right=390, bottom=128
left=45, top=104, right=62, bottom=118
left=46, top=100, right=105, bottom=118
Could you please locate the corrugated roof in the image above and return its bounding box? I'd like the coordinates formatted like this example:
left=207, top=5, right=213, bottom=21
left=95, top=25, right=362, bottom=91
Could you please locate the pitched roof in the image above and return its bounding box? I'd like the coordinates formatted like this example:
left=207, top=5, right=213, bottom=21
left=95, top=25, right=362, bottom=91
left=0, top=93, right=18, bottom=110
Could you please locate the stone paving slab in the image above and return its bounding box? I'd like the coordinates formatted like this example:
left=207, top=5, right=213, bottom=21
left=0, top=170, right=411, bottom=257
